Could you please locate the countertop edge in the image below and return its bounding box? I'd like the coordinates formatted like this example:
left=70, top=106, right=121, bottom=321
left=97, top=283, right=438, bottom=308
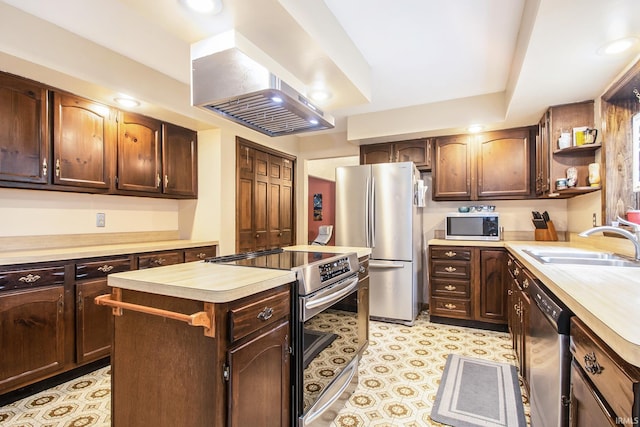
left=0, top=240, right=219, bottom=266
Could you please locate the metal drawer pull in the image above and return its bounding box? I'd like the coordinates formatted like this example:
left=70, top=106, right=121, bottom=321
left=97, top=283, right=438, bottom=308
left=444, top=266, right=457, bottom=272
left=445, top=251, right=457, bottom=257
left=18, top=274, right=41, bottom=283
left=95, top=289, right=215, bottom=338
left=522, top=278, right=529, bottom=289
left=152, top=258, right=166, bottom=265
left=444, top=303, right=457, bottom=310
left=444, top=285, right=456, bottom=291
left=197, top=253, right=207, bottom=259
left=257, top=307, right=274, bottom=321
left=514, top=267, right=520, bottom=276
left=98, top=265, right=114, bottom=273
left=583, top=352, right=604, bottom=375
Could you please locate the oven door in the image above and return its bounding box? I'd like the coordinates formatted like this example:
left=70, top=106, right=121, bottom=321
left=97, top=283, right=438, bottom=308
left=297, top=274, right=360, bottom=427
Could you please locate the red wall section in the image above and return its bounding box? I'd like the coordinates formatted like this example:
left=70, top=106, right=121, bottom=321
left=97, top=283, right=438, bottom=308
left=308, top=176, right=335, bottom=245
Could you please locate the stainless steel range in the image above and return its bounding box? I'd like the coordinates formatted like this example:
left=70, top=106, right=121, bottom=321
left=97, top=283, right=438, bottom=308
left=207, top=248, right=362, bottom=427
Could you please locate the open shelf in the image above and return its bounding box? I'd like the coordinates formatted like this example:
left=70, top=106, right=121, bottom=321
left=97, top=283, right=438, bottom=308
left=553, top=143, right=601, bottom=155
left=546, top=186, right=601, bottom=198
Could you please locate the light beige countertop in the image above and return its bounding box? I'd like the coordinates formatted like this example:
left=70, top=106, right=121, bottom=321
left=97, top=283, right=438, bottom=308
left=108, top=261, right=296, bottom=303
left=0, top=239, right=219, bottom=266
left=284, top=245, right=371, bottom=258
left=429, top=238, right=640, bottom=367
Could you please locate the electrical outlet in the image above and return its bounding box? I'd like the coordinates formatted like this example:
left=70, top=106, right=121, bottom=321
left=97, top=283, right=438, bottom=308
left=96, top=213, right=106, bottom=227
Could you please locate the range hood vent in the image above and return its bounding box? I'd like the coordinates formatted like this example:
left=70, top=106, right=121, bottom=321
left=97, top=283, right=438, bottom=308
left=192, top=47, right=334, bottom=137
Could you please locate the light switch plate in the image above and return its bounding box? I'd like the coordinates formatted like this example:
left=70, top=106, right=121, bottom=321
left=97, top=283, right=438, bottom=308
left=96, top=213, right=106, bottom=227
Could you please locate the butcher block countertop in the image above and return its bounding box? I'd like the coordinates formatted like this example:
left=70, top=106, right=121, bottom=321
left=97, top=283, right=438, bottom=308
left=429, top=238, right=640, bottom=367
left=108, top=261, right=296, bottom=303
left=0, top=239, right=219, bottom=266
left=107, top=245, right=368, bottom=304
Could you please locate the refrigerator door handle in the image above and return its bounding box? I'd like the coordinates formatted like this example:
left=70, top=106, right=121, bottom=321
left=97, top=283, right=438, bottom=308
left=369, top=261, right=405, bottom=269
left=370, top=177, right=376, bottom=248
left=365, top=176, right=371, bottom=247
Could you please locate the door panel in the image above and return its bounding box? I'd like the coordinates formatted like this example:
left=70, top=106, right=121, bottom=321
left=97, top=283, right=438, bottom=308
left=368, top=260, right=415, bottom=322
left=336, top=165, right=371, bottom=248
left=371, top=163, right=414, bottom=261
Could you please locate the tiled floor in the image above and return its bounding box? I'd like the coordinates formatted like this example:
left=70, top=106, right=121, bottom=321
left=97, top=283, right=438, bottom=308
left=0, top=312, right=529, bottom=426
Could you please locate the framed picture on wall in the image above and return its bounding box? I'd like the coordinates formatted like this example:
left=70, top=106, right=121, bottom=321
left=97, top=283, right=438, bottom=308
left=633, top=113, right=640, bottom=192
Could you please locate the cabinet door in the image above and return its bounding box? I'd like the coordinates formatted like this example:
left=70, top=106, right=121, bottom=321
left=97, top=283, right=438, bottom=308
left=267, top=155, right=294, bottom=248
left=52, top=93, right=114, bottom=189
left=519, top=290, right=530, bottom=391
left=0, top=73, right=48, bottom=184
left=360, top=143, right=391, bottom=164
left=228, top=320, right=290, bottom=427
left=395, top=139, right=432, bottom=170
left=254, top=150, right=270, bottom=250
left=162, top=123, right=197, bottom=197
left=478, top=249, right=508, bottom=322
left=536, top=112, right=550, bottom=195
left=570, top=361, right=617, bottom=427
left=76, top=278, right=112, bottom=363
left=477, top=128, right=532, bottom=198
left=433, top=135, right=472, bottom=200
left=237, top=143, right=256, bottom=253
left=117, top=112, right=161, bottom=193
left=0, top=286, right=65, bottom=393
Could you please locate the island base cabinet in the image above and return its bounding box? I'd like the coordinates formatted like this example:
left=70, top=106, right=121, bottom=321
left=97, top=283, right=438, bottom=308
left=110, top=285, right=291, bottom=427
left=569, top=360, right=617, bottom=427
left=112, top=290, right=221, bottom=427
left=228, top=321, right=290, bottom=427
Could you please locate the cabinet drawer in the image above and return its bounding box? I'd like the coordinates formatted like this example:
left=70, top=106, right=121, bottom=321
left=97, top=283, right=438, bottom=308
left=76, top=257, right=132, bottom=280
left=184, top=246, right=217, bottom=263
left=229, top=289, right=290, bottom=342
left=431, top=260, right=471, bottom=279
left=431, top=247, right=471, bottom=261
left=431, top=278, right=470, bottom=298
left=0, top=265, right=66, bottom=292
left=570, top=317, right=640, bottom=422
left=137, top=251, right=183, bottom=269
left=430, top=297, right=471, bottom=318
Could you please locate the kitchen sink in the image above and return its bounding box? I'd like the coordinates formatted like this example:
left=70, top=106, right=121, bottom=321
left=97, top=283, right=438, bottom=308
left=522, top=249, right=640, bottom=267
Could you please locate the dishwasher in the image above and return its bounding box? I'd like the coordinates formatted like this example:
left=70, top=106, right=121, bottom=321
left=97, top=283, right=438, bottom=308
left=528, top=279, right=573, bottom=427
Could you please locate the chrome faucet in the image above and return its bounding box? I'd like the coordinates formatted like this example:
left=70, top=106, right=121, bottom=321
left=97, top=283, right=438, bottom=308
left=579, top=216, right=640, bottom=261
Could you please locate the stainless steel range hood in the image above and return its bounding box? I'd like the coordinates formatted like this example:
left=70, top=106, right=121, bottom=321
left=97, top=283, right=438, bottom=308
left=192, top=47, right=334, bottom=137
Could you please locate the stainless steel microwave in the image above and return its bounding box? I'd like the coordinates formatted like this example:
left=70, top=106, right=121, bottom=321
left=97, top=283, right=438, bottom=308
left=445, top=212, right=500, bottom=241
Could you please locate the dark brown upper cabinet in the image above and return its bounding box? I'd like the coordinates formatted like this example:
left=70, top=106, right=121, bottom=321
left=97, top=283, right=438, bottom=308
left=162, top=123, right=198, bottom=198
left=360, top=138, right=432, bottom=171
left=0, top=73, right=49, bottom=185
left=52, top=93, right=115, bottom=189
left=116, top=112, right=162, bottom=194
left=433, top=126, right=535, bottom=201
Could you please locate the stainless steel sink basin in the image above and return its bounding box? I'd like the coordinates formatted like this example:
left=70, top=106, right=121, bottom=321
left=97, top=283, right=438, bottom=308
left=522, top=249, right=640, bottom=267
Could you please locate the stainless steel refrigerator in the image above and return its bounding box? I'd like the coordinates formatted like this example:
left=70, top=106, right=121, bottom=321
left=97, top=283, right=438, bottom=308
left=335, top=162, right=423, bottom=325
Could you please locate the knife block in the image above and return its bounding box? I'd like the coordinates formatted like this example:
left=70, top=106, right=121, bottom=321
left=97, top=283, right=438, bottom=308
left=535, top=220, right=558, bottom=241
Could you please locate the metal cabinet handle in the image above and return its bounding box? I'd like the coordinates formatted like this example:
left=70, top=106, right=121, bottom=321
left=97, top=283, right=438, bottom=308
left=444, top=303, right=457, bottom=310
left=444, top=285, right=456, bottom=291
left=98, top=265, right=114, bottom=273
left=152, top=258, right=166, bottom=265
left=359, top=265, right=366, bottom=274
left=164, top=174, right=169, bottom=187
left=583, top=352, right=604, bottom=375
left=508, top=289, right=513, bottom=295
left=156, top=173, right=161, bottom=188
left=58, top=294, right=64, bottom=314
left=55, top=159, right=61, bottom=177
left=444, top=266, right=457, bottom=272
left=257, top=307, right=274, bottom=321
left=43, top=158, right=48, bottom=176
left=196, top=252, right=207, bottom=259
left=19, top=274, right=41, bottom=284
left=514, top=267, right=520, bottom=276
left=507, top=259, right=513, bottom=266
left=445, top=251, right=457, bottom=257
left=522, top=278, right=529, bottom=289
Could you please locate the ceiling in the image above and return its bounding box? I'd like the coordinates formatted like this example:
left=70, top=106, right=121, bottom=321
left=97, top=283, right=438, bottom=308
left=2, top=0, right=640, bottom=143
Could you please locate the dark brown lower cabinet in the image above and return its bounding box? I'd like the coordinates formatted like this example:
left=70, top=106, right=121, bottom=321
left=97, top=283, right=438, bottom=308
left=111, top=283, right=291, bottom=427
left=569, top=360, right=617, bottom=427
left=75, top=279, right=113, bottom=363
left=0, top=286, right=65, bottom=392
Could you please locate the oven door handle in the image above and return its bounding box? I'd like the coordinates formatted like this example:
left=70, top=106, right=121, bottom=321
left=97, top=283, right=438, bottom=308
left=304, top=277, right=359, bottom=311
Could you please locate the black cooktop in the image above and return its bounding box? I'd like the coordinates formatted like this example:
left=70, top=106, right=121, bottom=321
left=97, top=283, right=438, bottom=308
left=206, top=248, right=340, bottom=270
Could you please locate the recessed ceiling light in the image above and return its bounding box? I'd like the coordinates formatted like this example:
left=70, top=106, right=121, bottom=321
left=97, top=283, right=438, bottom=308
left=598, top=37, right=638, bottom=55
left=182, top=0, right=222, bottom=14
left=114, top=97, right=140, bottom=108
left=468, top=124, right=483, bottom=133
